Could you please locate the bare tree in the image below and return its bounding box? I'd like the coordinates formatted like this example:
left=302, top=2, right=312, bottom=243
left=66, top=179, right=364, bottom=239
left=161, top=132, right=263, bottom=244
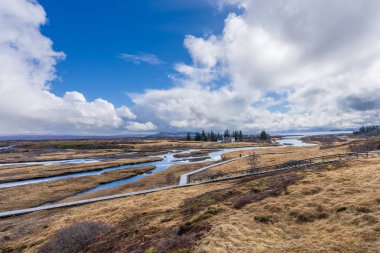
left=165, top=172, right=176, bottom=185
left=247, top=152, right=260, bottom=169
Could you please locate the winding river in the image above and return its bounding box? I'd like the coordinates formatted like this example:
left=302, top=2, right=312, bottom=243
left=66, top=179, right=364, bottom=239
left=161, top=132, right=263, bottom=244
left=0, top=136, right=315, bottom=193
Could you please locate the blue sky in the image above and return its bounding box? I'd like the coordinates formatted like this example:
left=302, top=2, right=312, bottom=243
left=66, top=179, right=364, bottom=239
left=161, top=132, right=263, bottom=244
left=0, top=0, right=379, bottom=135
left=39, top=0, right=238, bottom=107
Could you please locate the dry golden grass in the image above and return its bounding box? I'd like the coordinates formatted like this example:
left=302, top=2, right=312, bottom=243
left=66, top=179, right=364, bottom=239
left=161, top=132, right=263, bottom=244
left=0, top=180, right=232, bottom=252
left=0, top=156, right=378, bottom=253
left=196, top=144, right=350, bottom=178
left=61, top=161, right=217, bottom=202
left=1, top=138, right=378, bottom=253
left=195, top=158, right=380, bottom=253
left=0, top=157, right=162, bottom=183
left=0, top=165, right=155, bottom=212
left=0, top=149, right=124, bottom=164
left=57, top=144, right=347, bottom=202
left=125, top=140, right=276, bottom=152
left=0, top=139, right=273, bottom=164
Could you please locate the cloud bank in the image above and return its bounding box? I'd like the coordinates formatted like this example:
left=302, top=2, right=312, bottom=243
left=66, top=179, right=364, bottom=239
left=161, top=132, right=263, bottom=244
left=1, top=0, right=379, bottom=135
left=0, top=0, right=154, bottom=135
left=133, top=0, right=380, bottom=131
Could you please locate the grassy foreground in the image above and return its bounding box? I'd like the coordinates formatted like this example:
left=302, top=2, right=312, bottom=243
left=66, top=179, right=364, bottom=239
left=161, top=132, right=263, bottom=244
left=0, top=155, right=379, bottom=252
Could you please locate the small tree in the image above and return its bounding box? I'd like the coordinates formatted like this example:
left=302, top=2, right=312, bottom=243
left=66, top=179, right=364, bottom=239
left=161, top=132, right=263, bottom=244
left=165, top=172, right=176, bottom=185
left=238, top=130, right=243, bottom=142
left=186, top=132, right=191, bottom=141
left=194, top=132, right=201, bottom=141
left=247, top=152, right=260, bottom=168
left=210, top=131, right=217, bottom=142
left=201, top=130, right=207, bottom=141
left=233, top=130, right=238, bottom=140
left=260, top=130, right=269, bottom=140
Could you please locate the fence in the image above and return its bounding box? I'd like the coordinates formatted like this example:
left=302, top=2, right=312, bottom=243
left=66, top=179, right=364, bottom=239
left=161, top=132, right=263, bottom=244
left=187, top=152, right=369, bottom=184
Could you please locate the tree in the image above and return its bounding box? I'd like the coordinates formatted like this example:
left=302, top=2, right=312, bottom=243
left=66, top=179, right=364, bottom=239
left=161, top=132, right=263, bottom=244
left=201, top=130, right=207, bottom=141
left=210, top=131, right=217, bottom=142
left=354, top=125, right=379, bottom=135
left=186, top=132, right=191, bottom=141
left=238, top=130, right=243, bottom=142
left=194, top=132, right=201, bottom=141
left=260, top=130, right=269, bottom=140
left=233, top=130, right=238, bottom=140
left=224, top=129, right=230, bottom=137
left=247, top=152, right=260, bottom=168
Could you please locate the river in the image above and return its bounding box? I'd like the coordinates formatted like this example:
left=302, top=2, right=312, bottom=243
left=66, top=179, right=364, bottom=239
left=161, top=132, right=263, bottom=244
left=0, top=135, right=316, bottom=192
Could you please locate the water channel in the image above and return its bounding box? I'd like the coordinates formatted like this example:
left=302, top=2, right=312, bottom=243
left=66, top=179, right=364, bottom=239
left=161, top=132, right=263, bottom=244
left=0, top=136, right=315, bottom=193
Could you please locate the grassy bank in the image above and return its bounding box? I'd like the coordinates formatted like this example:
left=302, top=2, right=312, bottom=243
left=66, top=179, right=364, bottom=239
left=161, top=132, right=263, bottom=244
left=0, top=156, right=378, bottom=252
left=0, top=157, right=162, bottom=183
left=0, top=166, right=155, bottom=212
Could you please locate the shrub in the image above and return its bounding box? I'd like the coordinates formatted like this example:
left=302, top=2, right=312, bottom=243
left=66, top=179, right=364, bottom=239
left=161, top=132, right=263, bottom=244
left=38, top=221, right=111, bottom=253
left=301, top=186, right=322, bottom=195
left=356, top=206, right=371, bottom=213
left=336, top=206, right=347, bottom=212
left=289, top=206, right=329, bottom=223
left=254, top=215, right=273, bottom=223
left=165, top=172, right=176, bottom=185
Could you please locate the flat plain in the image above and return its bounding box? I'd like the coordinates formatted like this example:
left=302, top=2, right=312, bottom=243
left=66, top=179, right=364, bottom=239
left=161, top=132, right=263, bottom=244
left=0, top=137, right=379, bottom=253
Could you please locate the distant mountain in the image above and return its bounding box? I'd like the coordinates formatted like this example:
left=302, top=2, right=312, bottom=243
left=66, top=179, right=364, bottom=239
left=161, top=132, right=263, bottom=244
left=0, top=134, right=145, bottom=141
left=145, top=132, right=190, bottom=138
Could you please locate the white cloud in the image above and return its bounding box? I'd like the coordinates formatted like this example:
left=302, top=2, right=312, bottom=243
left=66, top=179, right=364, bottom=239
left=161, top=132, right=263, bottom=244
left=132, top=0, right=380, bottom=131
left=0, top=0, right=137, bottom=135
left=125, top=121, right=157, bottom=132
left=119, top=53, right=165, bottom=65
left=209, top=0, right=248, bottom=9
left=116, top=106, right=137, bottom=119
left=2, top=0, right=380, bottom=135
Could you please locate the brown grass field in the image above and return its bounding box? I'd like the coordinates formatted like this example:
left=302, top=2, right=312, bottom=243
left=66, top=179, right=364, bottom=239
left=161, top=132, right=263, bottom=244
left=0, top=138, right=379, bottom=252
left=0, top=165, right=155, bottom=212
left=0, top=139, right=274, bottom=164
left=0, top=157, right=162, bottom=183
left=0, top=156, right=379, bottom=252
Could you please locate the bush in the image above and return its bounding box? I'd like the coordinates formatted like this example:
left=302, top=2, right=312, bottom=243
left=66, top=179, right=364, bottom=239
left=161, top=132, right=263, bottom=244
left=336, top=206, right=347, bottom=213
left=356, top=206, right=371, bottom=213
left=165, top=172, right=176, bottom=185
left=254, top=215, right=273, bottom=223
left=289, top=206, right=329, bottom=223
left=38, top=221, right=111, bottom=253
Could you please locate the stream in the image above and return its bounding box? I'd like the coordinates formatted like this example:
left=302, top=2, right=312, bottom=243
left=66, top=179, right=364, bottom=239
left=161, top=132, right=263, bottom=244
left=0, top=136, right=314, bottom=193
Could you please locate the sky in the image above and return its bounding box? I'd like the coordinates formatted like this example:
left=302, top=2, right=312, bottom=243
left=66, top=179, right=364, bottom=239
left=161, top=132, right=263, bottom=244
left=0, top=0, right=379, bottom=135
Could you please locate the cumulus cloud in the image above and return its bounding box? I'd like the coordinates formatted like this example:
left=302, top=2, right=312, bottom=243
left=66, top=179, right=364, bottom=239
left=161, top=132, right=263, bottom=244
left=125, top=121, right=157, bottom=132
left=119, top=53, right=165, bottom=65
left=132, top=0, right=380, bottom=131
left=2, top=0, right=380, bottom=135
left=0, top=0, right=147, bottom=135
left=116, top=106, right=137, bottom=119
